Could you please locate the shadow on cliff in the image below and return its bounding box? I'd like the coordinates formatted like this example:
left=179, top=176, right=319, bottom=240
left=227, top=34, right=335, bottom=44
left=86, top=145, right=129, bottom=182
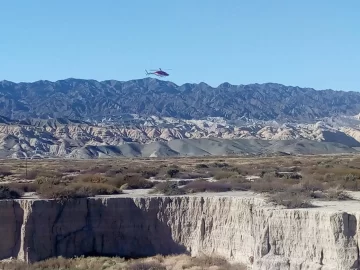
left=30, top=197, right=190, bottom=262
left=344, top=213, right=359, bottom=270
left=0, top=201, right=24, bottom=260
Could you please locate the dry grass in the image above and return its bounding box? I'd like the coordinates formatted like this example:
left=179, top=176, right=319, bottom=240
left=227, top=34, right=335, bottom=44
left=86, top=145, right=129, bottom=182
left=20, top=168, right=64, bottom=180
left=37, top=182, right=121, bottom=200
left=182, top=180, right=232, bottom=193
left=0, top=166, right=13, bottom=178
left=151, top=181, right=186, bottom=195
left=1, top=154, right=360, bottom=206
left=4, top=182, right=38, bottom=192
left=0, top=254, right=247, bottom=270
left=268, top=190, right=314, bottom=209
left=107, top=174, right=154, bottom=189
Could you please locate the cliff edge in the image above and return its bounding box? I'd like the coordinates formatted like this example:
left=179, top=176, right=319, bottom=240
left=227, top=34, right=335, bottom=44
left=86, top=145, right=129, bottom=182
left=0, top=193, right=359, bottom=270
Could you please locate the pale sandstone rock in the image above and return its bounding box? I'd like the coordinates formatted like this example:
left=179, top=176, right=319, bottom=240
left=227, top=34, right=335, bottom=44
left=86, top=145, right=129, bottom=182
left=0, top=196, right=359, bottom=270
left=1, top=118, right=360, bottom=156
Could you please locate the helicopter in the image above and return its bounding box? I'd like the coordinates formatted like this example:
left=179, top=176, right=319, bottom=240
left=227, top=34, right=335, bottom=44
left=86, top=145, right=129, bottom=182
left=145, top=68, right=170, bottom=77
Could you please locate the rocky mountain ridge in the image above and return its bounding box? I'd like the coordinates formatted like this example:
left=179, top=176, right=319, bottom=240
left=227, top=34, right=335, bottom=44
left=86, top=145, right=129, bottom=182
left=1, top=78, right=360, bottom=122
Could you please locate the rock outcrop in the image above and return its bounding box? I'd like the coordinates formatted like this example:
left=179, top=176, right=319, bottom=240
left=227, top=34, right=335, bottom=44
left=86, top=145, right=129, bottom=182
left=0, top=194, right=359, bottom=269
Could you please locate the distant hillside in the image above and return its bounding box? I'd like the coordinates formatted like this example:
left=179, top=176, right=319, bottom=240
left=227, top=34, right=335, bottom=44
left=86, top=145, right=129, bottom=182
left=0, top=116, right=359, bottom=159
left=1, top=78, right=360, bottom=122
left=0, top=136, right=357, bottom=159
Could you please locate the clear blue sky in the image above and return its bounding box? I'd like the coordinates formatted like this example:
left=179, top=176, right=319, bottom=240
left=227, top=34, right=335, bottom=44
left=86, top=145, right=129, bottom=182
left=0, top=0, right=359, bottom=91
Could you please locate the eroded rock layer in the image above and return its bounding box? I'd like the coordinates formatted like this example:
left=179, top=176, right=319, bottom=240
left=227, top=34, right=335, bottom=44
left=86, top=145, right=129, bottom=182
left=0, top=196, right=358, bottom=270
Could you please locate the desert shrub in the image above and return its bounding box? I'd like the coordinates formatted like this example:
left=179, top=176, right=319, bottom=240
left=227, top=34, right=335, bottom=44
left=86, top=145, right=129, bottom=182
left=0, top=261, right=27, bottom=270
left=71, top=182, right=121, bottom=196
left=108, top=174, right=154, bottom=189
left=214, top=171, right=237, bottom=180
left=300, top=178, right=325, bottom=192
left=250, top=176, right=291, bottom=193
left=219, top=178, right=252, bottom=191
left=324, top=188, right=353, bottom=201
left=177, top=180, right=193, bottom=186
left=37, top=182, right=121, bottom=200
left=268, top=191, right=313, bottom=209
left=276, top=166, right=301, bottom=173
left=36, top=169, right=63, bottom=179
left=35, top=177, right=61, bottom=186
left=227, top=166, right=246, bottom=175
left=31, top=256, right=75, bottom=269
left=183, top=254, right=246, bottom=270
left=22, top=169, right=38, bottom=180
left=314, top=166, right=360, bottom=180
left=137, top=167, right=160, bottom=178
left=183, top=180, right=231, bottom=193
left=195, top=163, right=209, bottom=169
left=0, top=166, right=12, bottom=177
left=0, top=256, right=121, bottom=270
left=152, top=181, right=186, bottom=195
left=60, top=167, right=80, bottom=173
left=274, top=171, right=302, bottom=179
left=0, top=185, right=23, bottom=199
left=0, top=254, right=245, bottom=270
left=125, top=261, right=166, bottom=270
left=104, top=169, right=122, bottom=177
left=166, top=168, right=180, bottom=178
left=22, top=169, right=63, bottom=180
left=5, top=182, right=38, bottom=193
left=229, top=181, right=252, bottom=191
left=335, top=173, right=360, bottom=191
left=37, top=184, right=80, bottom=200
left=76, top=173, right=108, bottom=183
left=292, top=160, right=302, bottom=165
left=176, top=171, right=210, bottom=179
left=210, top=162, right=229, bottom=168
left=188, top=255, right=229, bottom=267
left=85, top=165, right=113, bottom=174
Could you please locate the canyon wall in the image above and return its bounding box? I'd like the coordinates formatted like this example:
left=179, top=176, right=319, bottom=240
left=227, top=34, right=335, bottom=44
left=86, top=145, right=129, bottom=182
left=0, top=195, right=359, bottom=270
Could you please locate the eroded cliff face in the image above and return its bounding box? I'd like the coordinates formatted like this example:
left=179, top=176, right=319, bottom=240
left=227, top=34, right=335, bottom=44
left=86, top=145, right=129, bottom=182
left=0, top=195, right=359, bottom=270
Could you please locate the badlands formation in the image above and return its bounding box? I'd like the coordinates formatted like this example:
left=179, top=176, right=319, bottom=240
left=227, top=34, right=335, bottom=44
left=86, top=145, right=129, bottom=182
left=1, top=115, right=360, bottom=158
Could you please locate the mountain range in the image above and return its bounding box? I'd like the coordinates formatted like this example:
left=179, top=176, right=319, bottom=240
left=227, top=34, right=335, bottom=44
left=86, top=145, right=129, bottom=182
left=1, top=78, right=360, bottom=122
left=1, top=78, right=360, bottom=158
